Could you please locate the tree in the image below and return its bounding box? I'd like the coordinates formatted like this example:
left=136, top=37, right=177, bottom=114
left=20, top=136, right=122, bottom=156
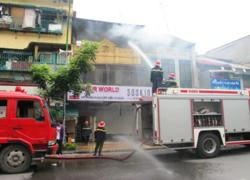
left=30, top=64, right=53, bottom=90
left=31, top=40, right=99, bottom=101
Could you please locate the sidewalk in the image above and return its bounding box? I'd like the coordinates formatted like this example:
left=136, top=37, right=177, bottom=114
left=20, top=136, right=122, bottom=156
left=74, top=141, right=133, bottom=153
left=74, top=141, right=164, bottom=153
left=46, top=141, right=165, bottom=160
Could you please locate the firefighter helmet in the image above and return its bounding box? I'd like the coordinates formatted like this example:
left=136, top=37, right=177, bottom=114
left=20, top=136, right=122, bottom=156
left=98, top=121, right=106, bottom=128
left=169, top=73, right=176, bottom=79
left=155, top=60, right=161, bottom=66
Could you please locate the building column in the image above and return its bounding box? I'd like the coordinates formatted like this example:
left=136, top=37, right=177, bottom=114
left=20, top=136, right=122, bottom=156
left=34, top=45, right=39, bottom=62
left=174, top=56, right=180, bottom=87
left=191, top=50, right=199, bottom=88
left=240, top=76, right=244, bottom=89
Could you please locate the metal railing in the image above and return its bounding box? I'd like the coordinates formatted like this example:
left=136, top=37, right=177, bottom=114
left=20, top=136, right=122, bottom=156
left=0, top=51, right=68, bottom=72
left=38, top=52, right=68, bottom=65
left=0, top=15, right=63, bottom=35
left=0, top=51, right=33, bottom=71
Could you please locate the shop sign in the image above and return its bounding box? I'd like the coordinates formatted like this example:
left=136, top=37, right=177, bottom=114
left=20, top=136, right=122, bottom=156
left=211, top=79, right=241, bottom=90
left=68, top=85, right=152, bottom=102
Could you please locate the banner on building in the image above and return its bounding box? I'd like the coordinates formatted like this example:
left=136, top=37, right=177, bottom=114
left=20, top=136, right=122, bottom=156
left=210, top=79, right=241, bottom=90
left=68, top=85, right=152, bottom=102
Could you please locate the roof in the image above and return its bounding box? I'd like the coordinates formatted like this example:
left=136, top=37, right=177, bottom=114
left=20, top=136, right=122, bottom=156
left=197, top=56, right=231, bottom=67
left=205, top=35, right=250, bottom=64
left=197, top=56, right=250, bottom=72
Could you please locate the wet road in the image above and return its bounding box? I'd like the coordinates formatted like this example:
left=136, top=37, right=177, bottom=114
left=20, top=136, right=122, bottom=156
left=1, top=147, right=250, bottom=180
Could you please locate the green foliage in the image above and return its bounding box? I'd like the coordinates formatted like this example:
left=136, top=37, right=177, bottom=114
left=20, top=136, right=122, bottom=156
left=71, top=40, right=99, bottom=73
left=30, top=64, right=54, bottom=89
left=30, top=41, right=99, bottom=100
left=63, top=143, right=77, bottom=151
left=49, top=108, right=63, bottom=121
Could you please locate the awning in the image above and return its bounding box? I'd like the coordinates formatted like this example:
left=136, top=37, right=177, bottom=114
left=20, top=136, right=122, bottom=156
left=197, top=57, right=250, bottom=71
left=197, top=57, right=230, bottom=67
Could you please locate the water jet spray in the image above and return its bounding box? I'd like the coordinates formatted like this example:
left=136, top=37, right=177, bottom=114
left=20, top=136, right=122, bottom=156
left=128, top=41, right=153, bottom=69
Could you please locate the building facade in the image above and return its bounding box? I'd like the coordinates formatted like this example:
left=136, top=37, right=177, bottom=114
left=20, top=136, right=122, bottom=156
left=0, top=0, right=72, bottom=88
left=197, top=35, right=250, bottom=90
left=68, top=18, right=196, bottom=141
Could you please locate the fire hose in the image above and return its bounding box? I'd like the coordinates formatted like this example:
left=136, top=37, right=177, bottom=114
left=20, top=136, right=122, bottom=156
left=46, top=141, right=145, bottom=161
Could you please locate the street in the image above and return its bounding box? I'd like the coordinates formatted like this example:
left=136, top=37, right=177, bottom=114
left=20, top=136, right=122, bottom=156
left=1, top=146, right=250, bottom=180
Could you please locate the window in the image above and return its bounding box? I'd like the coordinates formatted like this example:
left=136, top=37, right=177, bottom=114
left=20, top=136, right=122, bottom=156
left=17, top=100, right=44, bottom=121
left=179, top=60, right=192, bottom=88
left=0, top=100, right=7, bottom=119
left=161, top=59, right=175, bottom=79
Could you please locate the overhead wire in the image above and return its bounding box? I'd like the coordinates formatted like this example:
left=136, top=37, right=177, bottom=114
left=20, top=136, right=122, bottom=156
left=158, top=0, right=170, bottom=33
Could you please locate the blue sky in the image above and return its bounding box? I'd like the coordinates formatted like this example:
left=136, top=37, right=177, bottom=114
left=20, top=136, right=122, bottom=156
left=73, top=0, right=250, bottom=54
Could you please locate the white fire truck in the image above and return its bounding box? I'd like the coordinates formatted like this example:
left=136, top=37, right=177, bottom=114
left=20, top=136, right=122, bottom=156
left=139, top=88, right=250, bottom=158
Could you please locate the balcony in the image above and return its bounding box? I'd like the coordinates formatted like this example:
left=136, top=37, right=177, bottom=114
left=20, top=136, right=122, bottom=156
left=0, top=15, right=63, bottom=35
left=0, top=51, right=68, bottom=72
left=0, top=51, right=33, bottom=71
left=38, top=52, right=68, bottom=65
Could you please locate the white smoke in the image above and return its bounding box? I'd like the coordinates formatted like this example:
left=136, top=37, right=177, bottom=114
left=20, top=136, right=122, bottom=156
left=128, top=41, right=153, bottom=68
left=107, top=24, right=194, bottom=51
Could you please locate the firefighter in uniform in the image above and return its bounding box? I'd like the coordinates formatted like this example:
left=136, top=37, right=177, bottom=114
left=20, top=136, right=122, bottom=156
left=93, top=121, right=107, bottom=156
left=82, top=120, right=92, bottom=144
left=150, top=60, right=163, bottom=93
left=159, top=73, right=178, bottom=88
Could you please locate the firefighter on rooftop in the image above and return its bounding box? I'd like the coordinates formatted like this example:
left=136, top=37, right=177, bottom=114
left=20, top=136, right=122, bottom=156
left=150, top=60, right=163, bottom=93
left=159, top=73, right=178, bottom=88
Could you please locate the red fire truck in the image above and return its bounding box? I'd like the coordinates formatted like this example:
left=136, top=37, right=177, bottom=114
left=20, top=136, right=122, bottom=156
left=139, top=88, right=250, bottom=158
left=0, top=87, right=57, bottom=173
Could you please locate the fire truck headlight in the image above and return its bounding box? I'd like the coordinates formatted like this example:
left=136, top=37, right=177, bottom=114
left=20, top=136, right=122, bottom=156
left=48, top=140, right=57, bottom=146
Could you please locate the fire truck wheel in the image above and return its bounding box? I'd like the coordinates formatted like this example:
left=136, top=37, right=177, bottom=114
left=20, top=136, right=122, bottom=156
left=0, top=145, right=31, bottom=174
left=197, top=133, right=220, bottom=158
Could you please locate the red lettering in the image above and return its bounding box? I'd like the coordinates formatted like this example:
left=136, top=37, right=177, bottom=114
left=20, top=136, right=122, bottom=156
left=99, top=87, right=104, bottom=92
left=96, top=86, right=120, bottom=93
left=69, top=95, right=79, bottom=99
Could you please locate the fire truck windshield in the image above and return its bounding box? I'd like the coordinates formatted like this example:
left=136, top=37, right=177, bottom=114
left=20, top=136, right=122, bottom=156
left=44, top=100, right=56, bottom=125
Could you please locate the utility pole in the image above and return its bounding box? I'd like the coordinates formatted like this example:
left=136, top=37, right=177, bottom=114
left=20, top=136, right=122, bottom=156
left=65, top=0, right=71, bottom=52
left=63, top=0, right=71, bottom=144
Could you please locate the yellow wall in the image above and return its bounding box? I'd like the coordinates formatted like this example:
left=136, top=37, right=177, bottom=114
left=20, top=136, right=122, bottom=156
left=11, top=7, right=24, bottom=17
left=0, top=0, right=72, bottom=49
left=95, top=40, right=141, bottom=65
left=0, top=27, right=71, bottom=49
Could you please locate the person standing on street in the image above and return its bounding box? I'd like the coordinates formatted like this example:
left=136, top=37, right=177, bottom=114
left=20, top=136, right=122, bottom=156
left=56, top=121, right=64, bottom=155
left=150, top=60, right=163, bottom=93
left=93, top=121, right=107, bottom=156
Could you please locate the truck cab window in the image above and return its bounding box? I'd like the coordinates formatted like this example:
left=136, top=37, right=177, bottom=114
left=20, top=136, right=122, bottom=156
left=17, top=100, right=44, bottom=121
left=34, top=101, right=44, bottom=121
left=0, top=100, right=7, bottom=119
